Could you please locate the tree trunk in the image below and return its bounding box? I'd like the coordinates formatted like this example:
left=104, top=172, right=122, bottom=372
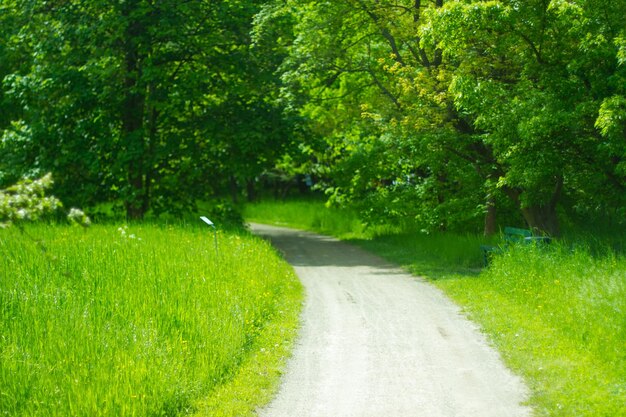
left=246, top=179, right=256, bottom=202
left=122, top=1, right=147, bottom=220
left=230, top=176, right=239, bottom=204
left=484, top=195, right=497, bottom=236
left=141, top=106, right=159, bottom=216
left=521, top=177, right=563, bottom=236
left=501, top=177, right=563, bottom=236
left=521, top=204, right=560, bottom=236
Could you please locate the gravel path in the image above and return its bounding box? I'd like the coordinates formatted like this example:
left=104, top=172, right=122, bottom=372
left=250, top=223, right=532, bottom=417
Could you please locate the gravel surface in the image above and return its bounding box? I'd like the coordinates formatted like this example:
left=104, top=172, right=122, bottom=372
left=251, top=223, right=532, bottom=417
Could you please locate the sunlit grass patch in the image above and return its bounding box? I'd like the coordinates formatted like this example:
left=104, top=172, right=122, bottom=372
left=244, top=198, right=368, bottom=238
left=0, top=223, right=302, bottom=416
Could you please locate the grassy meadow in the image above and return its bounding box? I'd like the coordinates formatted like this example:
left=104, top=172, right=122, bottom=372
left=245, top=199, right=626, bottom=417
left=244, top=198, right=372, bottom=238
left=0, top=223, right=302, bottom=417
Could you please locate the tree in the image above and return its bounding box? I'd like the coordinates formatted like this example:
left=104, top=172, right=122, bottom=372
left=256, top=0, right=496, bottom=232
left=259, top=0, right=626, bottom=235
left=1, top=0, right=297, bottom=219
left=426, top=0, right=626, bottom=234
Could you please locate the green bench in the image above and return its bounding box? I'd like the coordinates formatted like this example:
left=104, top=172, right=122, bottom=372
left=480, top=226, right=552, bottom=266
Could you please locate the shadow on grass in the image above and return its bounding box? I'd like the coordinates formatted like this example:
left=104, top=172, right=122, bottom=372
left=347, top=232, right=486, bottom=281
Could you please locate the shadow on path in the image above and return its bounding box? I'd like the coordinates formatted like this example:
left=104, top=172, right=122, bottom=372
left=250, top=223, right=398, bottom=270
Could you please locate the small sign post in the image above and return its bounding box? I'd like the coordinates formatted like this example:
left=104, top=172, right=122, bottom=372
left=200, top=216, right=218, bottom=258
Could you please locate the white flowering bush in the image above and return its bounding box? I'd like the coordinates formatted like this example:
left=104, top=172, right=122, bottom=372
left=0, top=174, right=90, bottom=228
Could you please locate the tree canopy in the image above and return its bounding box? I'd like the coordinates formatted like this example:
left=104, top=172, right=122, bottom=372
left=254, top=0, right=626, bottom=235
left=1, top=0, right=297, bottom=219
left=1, top=0, right=624, bottom=233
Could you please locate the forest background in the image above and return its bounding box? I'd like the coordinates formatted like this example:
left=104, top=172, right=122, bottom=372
left=1, top=0, right=625, bottom=236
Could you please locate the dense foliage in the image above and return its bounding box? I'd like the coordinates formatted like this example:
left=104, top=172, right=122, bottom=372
left=255, top=0, right=626, bottom=235
left=0, top=0, right=298, bottom=218
left=2, top=0, right=624, bottom=232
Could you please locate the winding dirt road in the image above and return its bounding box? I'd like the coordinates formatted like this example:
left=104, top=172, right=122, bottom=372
left=250, top=223, right=532, bottom=417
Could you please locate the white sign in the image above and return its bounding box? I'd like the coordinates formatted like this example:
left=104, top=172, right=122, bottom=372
left=200, top=216, right=214, bottom=227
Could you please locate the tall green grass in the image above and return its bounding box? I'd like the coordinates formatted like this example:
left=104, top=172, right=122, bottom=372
left=0, top=223, right=301, bottom=416
left=245, top=199, right=626, bottom=417
left=244, top=198, right=370, bottom=238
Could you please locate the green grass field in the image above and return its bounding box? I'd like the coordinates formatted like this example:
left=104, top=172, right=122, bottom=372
left=0, top=223, right=302, bottom=417
left=245, top=198, right=369, bottom=238
left=245, top=199, right=626, bottom=417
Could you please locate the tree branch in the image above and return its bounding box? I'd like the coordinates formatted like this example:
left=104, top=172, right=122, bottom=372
left=366, top=67, right=402, bottom=109
left=352, top=0, right=406, bottom=66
